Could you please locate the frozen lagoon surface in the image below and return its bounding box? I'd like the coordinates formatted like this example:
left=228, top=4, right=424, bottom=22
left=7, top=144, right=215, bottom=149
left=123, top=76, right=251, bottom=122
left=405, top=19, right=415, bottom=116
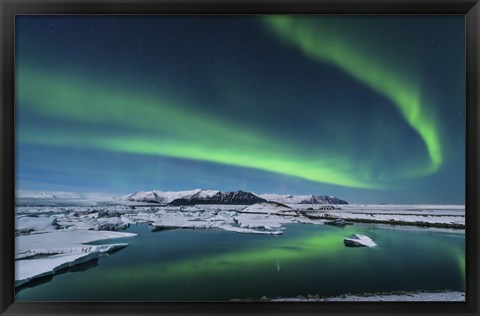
left=15, top=203, right=465, bottom=301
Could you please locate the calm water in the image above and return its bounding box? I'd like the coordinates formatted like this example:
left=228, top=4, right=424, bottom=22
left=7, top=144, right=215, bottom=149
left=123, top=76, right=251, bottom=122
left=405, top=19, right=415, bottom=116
left=15, top=223, right=465, bottom=301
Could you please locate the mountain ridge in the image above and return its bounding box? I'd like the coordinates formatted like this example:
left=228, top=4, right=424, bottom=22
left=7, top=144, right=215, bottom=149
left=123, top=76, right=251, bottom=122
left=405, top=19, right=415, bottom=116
left=123, top=189, right=348, bottom=205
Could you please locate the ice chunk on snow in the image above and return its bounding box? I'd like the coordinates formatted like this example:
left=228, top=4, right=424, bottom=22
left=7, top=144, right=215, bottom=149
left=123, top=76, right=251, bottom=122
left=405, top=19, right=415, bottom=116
left=146, top=209, right=287, bottom=235
left=235, top=213, right=292, bottom=230
left=149, top=210, right=234, bottom=229
left=241, top=202, right=291, bottom=214
left=16, top=216, right=58, bottom=233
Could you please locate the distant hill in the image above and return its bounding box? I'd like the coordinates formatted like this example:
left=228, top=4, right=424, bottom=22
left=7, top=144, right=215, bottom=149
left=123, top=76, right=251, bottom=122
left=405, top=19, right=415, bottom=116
left=123, top=189, right=348, bottom=205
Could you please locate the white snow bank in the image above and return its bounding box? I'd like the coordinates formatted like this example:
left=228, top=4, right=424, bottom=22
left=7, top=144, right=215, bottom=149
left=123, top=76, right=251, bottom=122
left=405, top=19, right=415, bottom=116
left=304, top=204, right=465, bottom=228
left=326, top=291, right=465, bottom=301
left=271, top=291, right=465, bottom=301
left=342, top=204, right=464, bottom=211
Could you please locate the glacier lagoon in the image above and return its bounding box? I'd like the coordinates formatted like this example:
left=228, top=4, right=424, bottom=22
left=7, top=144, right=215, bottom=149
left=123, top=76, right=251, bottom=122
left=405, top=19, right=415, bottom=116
left=15, top=223, right=464, bottom=301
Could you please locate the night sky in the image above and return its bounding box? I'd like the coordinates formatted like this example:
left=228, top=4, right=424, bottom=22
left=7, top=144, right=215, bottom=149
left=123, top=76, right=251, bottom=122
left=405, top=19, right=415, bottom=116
left=15, top=15, right=465, bottom=203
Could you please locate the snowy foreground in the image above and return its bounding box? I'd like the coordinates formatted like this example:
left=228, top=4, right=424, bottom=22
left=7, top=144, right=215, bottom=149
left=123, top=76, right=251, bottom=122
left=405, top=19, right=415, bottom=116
left=15, top=198, right=464, bottom=290
left=266, top=291, right=465, bottom=302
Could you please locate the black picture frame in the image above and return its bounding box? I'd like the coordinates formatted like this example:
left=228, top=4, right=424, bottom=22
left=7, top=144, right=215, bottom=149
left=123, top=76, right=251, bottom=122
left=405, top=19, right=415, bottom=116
left=1, top=0, right=479, bottom=315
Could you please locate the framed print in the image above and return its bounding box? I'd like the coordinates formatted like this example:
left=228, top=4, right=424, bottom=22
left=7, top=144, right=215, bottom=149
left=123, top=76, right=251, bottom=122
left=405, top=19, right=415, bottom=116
left=1, top=0, right=479, bottom=315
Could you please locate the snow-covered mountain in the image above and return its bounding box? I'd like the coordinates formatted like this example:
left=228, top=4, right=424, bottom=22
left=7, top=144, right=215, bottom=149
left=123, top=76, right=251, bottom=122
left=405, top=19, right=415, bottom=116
left=259, top=194, right=348, bottom=205
left=123, top=189, right=205, bottom=204
left=123, top=189, right=348, bottom=205
left=123, top=189, right=266, bottom=205
left=168, top=190, right=267, bottom=205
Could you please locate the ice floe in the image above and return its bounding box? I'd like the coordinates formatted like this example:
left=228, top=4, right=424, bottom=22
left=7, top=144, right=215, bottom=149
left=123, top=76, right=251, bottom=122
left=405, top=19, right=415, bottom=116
left=15, top=230, right=136, bottom=287
left=343, top=234, right=377, bottom=247
left=241, top=201, right=292, bottom=214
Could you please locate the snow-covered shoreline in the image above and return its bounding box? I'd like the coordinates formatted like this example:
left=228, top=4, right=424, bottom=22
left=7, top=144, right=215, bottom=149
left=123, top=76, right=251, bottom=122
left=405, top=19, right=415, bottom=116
left=300, top=204, right=465, bottom=229
left=238, top=290, right=465, bottom=302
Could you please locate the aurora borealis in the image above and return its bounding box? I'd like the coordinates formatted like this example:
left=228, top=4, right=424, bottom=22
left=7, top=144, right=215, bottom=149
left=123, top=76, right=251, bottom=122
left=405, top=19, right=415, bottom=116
left=15, top=15, right=465, bottom=203
left=264, top=16, right=443, bottom=174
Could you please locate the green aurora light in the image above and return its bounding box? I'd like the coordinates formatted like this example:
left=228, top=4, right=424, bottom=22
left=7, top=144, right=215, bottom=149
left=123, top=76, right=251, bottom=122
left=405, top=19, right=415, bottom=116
left=17, top=65, right=399, bottom=189
left=264, top=16, right=443, bottom=176
left=16, top=55, right=438, bottom=189
left=15, top=16, right=457, bottom=192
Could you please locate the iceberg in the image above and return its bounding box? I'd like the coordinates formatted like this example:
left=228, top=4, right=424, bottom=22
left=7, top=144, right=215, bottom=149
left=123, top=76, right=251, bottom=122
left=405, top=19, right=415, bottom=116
left=15, top=230, right=136, bottom=288
left=241, top=202, right=292, bottom=214
left=343, top=234, right=377, bottom=247
left=16, top=216, right=58, bottom=233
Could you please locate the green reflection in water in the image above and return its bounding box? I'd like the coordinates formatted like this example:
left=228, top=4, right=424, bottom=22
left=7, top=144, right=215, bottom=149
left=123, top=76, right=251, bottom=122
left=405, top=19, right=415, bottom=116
left=102, top=226, right=465, bottom=292
left=99, top=227, right=346, bottom=284
left=15, top=224, right=465, bottom=301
